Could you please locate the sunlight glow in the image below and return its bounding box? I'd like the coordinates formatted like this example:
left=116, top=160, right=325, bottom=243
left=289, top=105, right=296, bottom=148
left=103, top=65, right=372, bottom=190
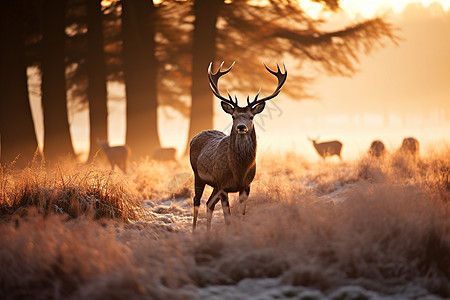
left=342, top=0, right=450, bottom=17
left=247, top=0, right=269, bottom=7
left=298, top=1, right=323, bottom=18
left=100, top=0, right=115, bottom=7
left=300, top=0, right=450, bottom=18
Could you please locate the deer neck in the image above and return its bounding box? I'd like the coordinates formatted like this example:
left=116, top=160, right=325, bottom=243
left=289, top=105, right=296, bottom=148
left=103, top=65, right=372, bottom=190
left=313, top=141, right=319, bottom=150
left=228, top=128, right=257, bottom=183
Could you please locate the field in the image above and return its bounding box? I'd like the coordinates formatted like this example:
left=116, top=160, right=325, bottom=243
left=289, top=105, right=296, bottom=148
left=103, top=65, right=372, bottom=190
left=1, top=147, right=450, bottom=299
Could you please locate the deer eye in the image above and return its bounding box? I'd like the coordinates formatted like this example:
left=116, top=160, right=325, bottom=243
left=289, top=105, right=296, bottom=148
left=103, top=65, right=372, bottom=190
left=249, top=116, right=254, bottom=120
left=232, top=116, right=236, bottom=120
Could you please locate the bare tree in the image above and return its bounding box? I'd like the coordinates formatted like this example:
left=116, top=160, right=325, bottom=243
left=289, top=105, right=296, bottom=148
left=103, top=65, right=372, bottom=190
left=41, top=0, right=75, bottom=161
left=185, top=0, right=223, bottom=155
left=122, top=0, right=161, bottom=159
left=87, top=0, right=108, bottom=162
left=0, top=0, right=38, bottom=167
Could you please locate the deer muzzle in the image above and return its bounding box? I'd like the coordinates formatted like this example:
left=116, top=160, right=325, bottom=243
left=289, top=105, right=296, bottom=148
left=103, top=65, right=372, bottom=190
left=237, top=124, right=248, bottom=134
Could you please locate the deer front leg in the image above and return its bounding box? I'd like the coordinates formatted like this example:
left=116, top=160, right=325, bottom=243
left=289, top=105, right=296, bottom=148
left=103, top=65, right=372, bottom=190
left=192, top=175, right=205, bottom=231
left=220, top=192, right=231, bottom=226
left=238, top=186, right=250, bottom=216
left=206, top=188, right=221, bottom=231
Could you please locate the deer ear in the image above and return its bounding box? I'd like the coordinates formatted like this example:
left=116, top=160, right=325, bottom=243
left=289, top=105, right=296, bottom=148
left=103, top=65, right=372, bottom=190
left=221, top=101, right=234, bottom=115
left=251, top=102, right=265, bottom=115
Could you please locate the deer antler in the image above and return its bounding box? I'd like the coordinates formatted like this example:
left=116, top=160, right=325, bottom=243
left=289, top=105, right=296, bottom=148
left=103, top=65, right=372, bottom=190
left=247, top=61, right=287, bottom=108
left=208, top=61, right=236, bottom=107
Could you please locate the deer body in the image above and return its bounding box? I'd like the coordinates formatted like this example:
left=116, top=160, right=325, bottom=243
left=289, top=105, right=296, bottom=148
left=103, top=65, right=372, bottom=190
left=191, top=129, right=256, bottom=192
left=152, top=147, right=177, bottom=162
left=369, top=140, right=386, bottom=158
left=190, top=61, right=287, bottom=231
left=309, top=138, right=342, bottom=160
left=400, top=137, right=419, bottom=157
left=97, top=141, right=131, bottom=173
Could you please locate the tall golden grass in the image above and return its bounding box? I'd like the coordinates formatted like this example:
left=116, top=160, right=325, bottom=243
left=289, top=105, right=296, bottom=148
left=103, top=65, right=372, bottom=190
left=0, top=146, right=449, bottom=298
left=0, top=158, right=150, bottom=222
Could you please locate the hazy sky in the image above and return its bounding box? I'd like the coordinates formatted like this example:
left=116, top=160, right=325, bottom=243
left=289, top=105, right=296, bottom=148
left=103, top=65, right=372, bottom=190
left=214, top=1, right=450, bottom=160
left=302, top=0, right=450, bottom=17
left=311, top=2, right=450, bottom=113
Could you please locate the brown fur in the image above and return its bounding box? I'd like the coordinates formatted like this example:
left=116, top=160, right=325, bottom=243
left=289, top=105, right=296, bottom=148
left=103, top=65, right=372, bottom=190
left=400, top=137, right=419, bottom=158
left=369, top=140, right=386, bottom=158
left=152, top=147, right=177, bottom=162
left=191, top=128, right=256, bottom=193
left=309, top=138, right=343, bottom=160
left=98, top=141, right=131, bottom=173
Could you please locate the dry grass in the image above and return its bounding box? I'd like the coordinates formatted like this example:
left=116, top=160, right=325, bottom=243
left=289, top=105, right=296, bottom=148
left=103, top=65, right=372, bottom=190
left=127, top=158, right=192, bottom=200
left=1, top=146, right=450, bottom=298
left=0, top=158, right=150, bottom=222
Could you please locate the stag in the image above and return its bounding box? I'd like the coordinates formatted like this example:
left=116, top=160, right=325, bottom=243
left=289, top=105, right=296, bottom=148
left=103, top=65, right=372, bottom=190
left=190, top=61, right=287, bottom=231
left=368, top=140, right=386, bottom=158
left=400, top=137, right=419, bottom=158
left=308, top=137, right=343, bottom=160
left=97, top=140, right=131, bottom=173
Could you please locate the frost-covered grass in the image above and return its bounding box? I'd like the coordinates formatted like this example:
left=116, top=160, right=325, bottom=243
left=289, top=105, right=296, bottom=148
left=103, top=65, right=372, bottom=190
left=0, top=158, right=150, bottom=222
left=1, top=146, right=450, bottom=299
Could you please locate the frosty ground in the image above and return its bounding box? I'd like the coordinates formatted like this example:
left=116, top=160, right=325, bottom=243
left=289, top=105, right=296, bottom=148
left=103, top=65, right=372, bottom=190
left=1, top=148, right=450, bottom=299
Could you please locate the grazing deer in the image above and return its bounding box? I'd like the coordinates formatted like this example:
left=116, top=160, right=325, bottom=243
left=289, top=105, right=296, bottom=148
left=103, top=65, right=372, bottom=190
left=308, top=137, right=343, bottom=160
left=368, top=140, right=386, bottom=158
left=400, top=137, right=419, bottom=158
left=152, top=147, right=177, bottom=162
left=190, top=61, right=287, bottom=231
left=97, top=140, right=131, bottom=173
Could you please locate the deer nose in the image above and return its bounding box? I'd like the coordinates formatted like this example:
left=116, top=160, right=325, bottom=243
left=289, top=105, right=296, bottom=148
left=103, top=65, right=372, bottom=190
left=237, top=124, right=248, bottom=133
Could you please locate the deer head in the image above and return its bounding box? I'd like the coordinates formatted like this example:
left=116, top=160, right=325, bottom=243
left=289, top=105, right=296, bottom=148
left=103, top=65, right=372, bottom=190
left=208, top=61, right=287, bottom=135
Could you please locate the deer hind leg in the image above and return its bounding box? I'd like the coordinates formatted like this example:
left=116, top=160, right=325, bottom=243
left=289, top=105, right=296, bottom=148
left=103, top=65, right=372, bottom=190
left=206, top=188, right=222, bottom=231
left=220, top=192, right=231, bottom=226
left=118, top=162, right=127, bottom=174
left=192, top=175, right=205, bottom=231
left=238, top=186, right=250, bottom=216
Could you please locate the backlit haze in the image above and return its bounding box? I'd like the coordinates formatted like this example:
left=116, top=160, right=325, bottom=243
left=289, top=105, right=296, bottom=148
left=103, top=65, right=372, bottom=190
left=31, top=0, right=450, bottom=161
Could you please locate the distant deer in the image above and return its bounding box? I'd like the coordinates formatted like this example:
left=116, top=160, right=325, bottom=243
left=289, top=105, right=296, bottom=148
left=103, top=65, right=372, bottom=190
left=152, top=147, right=177, bottom=162
left=368, top=140, right=386, bottom=158
left=97, top=140, right=131, bottom=173
left=190, top=61, right=287, bottom=231
left=308, top=137, right=343, bottom=160
left=400, top=137, right=419, bottom=158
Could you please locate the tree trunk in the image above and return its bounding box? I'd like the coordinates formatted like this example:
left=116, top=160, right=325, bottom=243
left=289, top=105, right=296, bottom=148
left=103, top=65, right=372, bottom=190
left=185, top=0, right=223, bottom=155
left=41, top=0, right=74, bottom=161
left=0, top=0, right=38, bottom=167
left=87, top=0, right=108, bottom=162
left=122, top=0, right=160, bottom=159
